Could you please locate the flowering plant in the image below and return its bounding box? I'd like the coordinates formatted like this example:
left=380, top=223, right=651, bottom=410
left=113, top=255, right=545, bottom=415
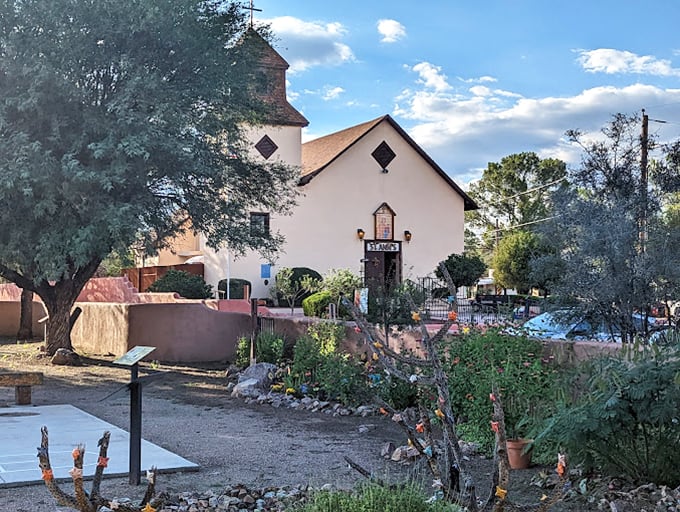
left=441, top=327, right=560, bottom=452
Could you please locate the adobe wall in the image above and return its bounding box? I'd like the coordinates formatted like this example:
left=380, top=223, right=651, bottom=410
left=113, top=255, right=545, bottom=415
left=264, top=316, right=625, bottom=364
left=71, top=302, right=252, bottom=363
left=126, top=303, right=251, bottom=363
left=0, top=302, right=46, bottom=337
left=71, top=303, right=131, bottom=356
left=262, top=315, right=421, bottom=356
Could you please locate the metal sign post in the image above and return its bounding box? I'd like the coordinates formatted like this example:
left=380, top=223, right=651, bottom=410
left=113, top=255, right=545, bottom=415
left=113, top=346, right=156, bottom=485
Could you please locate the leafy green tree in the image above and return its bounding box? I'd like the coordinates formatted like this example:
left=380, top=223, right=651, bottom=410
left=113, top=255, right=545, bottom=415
left=544, top=113, right=680, bottom=341
left=272, top=267, right=321, bottom=313
left=467, top=152, right=567, bottom=257
left=492, top=230, right=546, bottom=294
left=321, top=268, right=363, bottom=312
left=96, top=250, right=136, bottom=278
left=0, top=1, right=298, bottom=355
left=435, top=252, right=487, bottom=295
left=148, top=270, right=213, bottom=299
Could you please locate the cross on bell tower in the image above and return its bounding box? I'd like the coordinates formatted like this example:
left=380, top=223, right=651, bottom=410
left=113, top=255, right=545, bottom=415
left=242, top=0, right=262, bottom=28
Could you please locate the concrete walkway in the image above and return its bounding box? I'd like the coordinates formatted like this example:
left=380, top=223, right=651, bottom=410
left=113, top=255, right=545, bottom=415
left=0, top=404, right=197, bottom=487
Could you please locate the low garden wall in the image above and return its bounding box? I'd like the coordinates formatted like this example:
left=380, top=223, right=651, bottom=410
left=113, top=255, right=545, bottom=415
left=0, top=301, right=45, bottom=337
left=72, top=302, right=252, bottom=363
left=264, top=316, right=625, bottom=364
left=263, top=316, right=438, bottom=356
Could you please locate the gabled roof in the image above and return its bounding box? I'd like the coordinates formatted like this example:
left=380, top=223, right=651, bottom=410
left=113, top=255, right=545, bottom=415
left=300, top=115, right=478, bottom=210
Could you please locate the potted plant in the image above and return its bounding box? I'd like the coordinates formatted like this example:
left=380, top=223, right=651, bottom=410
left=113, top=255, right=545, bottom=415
left=504, top=414, right=533, bottom=469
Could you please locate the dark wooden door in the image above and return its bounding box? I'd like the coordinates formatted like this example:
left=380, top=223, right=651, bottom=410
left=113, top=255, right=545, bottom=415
left=363, top=241, right=401, bottom=292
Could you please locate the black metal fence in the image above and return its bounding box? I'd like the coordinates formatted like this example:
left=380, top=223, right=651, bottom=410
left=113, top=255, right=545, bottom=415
left=413, top=277, right=514, bottom=325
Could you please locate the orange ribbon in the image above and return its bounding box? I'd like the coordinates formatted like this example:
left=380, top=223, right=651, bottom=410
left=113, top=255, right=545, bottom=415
left=41, top=468, right=54, bottom=481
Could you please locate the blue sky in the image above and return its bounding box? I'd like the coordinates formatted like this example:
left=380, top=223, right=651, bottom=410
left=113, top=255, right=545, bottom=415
left=252, top=1, right=680, bottom=186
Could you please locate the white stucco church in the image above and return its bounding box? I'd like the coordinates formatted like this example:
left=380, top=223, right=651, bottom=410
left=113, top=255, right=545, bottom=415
left=151, top=30, right=477, bottom=300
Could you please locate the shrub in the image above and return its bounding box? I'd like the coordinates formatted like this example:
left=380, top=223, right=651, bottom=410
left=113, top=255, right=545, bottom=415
left=274, top=267, right=322, bottom=307
left=255, top=332, right=284, bottom=365
left=285, top=322, right=369, bottom=406
left=539, top=346, right=680, bottom=486
left=316, top=353, right=370, bottom=406
left=321, top=268, right=362, bottom=309
left=290, top=335, right=324, bottom=380
left=441, top=328, right=561, bottom=455
left=217, top=278, right=251, bottom=299
left=235, top=333, right=285, bottom=367
left=302, top=290, right=333, bottom=317
left=272, top=267, right=321, bottom=312
left=148, top=269, right=213, bottom=299
left=307, top=321, right=345, bottom=355
left=235, top=336, right=250, bottom=368
left=376, top=373, right=419, bottom=410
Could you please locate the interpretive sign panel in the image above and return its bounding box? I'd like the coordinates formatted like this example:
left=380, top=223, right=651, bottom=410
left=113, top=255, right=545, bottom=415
left=113, top=346, right=156, bottom=367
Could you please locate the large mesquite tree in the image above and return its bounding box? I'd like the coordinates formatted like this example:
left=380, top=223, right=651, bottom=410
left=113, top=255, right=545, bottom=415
left=0, top=1, right=299, bottom=355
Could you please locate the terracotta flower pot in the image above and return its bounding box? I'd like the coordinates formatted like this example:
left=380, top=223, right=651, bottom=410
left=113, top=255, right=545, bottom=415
left=506, top=438, right=533, bottom=469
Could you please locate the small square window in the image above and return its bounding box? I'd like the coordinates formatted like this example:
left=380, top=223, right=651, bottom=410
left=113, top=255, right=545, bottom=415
left=250, top=212, right=270, bottom=237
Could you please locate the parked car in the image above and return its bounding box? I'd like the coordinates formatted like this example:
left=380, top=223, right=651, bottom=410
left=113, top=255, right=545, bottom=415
left=632, top=312, right=668, bottom=332
left=515, top=311, right=621, bottom=342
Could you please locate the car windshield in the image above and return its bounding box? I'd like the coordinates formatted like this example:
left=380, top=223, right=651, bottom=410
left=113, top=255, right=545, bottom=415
left=522, top=312, right=573, bottom=336
left=521, top=310, right=620, bottom=342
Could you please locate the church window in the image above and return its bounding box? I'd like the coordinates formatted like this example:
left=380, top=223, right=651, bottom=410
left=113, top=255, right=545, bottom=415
left=371, top=141, right=396, bottom=170
left=255, top=134, right=278, bottom=160
left=373, top=203, right=395, bottom=240
left=250, top=212, right=270, bottom=236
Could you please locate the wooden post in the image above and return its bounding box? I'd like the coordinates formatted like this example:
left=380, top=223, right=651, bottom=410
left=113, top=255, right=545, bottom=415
left=250, top=299, right=259, bottom=364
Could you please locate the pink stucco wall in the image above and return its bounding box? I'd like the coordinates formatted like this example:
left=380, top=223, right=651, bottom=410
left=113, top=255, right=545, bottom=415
left=71, top=302, right=252, bottom=363
left=0, top=302, right=46, bottom=337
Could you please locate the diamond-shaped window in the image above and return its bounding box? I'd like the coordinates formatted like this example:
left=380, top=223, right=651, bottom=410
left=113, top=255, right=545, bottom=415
left=255, top=135, right=278, bottom=160
left=371, top=141, right=396, bottom=170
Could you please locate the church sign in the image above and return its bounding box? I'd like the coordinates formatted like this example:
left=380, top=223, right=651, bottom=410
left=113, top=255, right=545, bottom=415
left=366, top=241, right=400, bottom=252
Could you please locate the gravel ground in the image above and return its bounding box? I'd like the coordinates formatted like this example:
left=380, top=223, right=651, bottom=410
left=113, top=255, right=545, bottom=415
left=0, top=339, right=615, bottom=512
left=0, top=341, right=428, bottom=511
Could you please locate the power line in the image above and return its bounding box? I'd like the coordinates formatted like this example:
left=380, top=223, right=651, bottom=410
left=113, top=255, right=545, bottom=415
left=478, top=176, right=567, bottom=210
left=486, top=215, right=560, bottom=234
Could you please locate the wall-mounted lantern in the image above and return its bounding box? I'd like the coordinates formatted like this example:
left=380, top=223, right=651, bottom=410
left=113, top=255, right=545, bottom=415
left=404, top=230, right=412, bottom=242
left=357, top=228, right=365, bottom=240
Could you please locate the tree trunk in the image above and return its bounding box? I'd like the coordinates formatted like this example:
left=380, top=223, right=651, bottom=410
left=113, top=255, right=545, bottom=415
left=44, top=297, right=74, bottom=356
left=17, top=287, right=34, bottom=340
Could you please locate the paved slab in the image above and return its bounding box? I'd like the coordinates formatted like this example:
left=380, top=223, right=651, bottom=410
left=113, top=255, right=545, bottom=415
left=0, top=404, right=198, bottom=487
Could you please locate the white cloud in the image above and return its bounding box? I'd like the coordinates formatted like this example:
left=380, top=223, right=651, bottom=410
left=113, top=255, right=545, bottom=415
left=266, top=16, right=355, bottom=73
left=323, top=86, right=345, bottom=101
left=470, top=85, right=492, bottom=97
left=459, top=75, right=497, bottom=84
left=285, top=79, right=300, bottom=102
left=410, top=62, right=451, bottom=92
left=377, top=19, right=406, bottom=43
left=576, top=48, right=680, bottom=77
left=394, top=69, right=680, bottom=184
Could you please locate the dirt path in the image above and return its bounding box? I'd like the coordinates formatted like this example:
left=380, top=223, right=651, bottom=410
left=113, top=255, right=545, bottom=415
left=0, top=340, right=590, bottom=511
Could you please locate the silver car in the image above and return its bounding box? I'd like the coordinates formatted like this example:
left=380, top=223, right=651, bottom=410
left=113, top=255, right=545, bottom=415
left=518, top=311, right=620, bottom=342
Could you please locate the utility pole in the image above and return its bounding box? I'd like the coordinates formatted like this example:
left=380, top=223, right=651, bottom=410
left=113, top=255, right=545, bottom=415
left=640, top=109, right=649, bottom=252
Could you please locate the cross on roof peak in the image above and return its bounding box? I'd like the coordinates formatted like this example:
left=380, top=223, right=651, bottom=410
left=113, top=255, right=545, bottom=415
left=242, top=0, right=262, bottom=28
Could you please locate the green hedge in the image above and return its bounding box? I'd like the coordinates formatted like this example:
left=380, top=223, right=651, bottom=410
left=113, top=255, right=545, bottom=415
left=302, top=290, right=332, bottom=317
left=217, top=278, right=251, bottom=299
left=148, top=270, right=213, bottom=299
